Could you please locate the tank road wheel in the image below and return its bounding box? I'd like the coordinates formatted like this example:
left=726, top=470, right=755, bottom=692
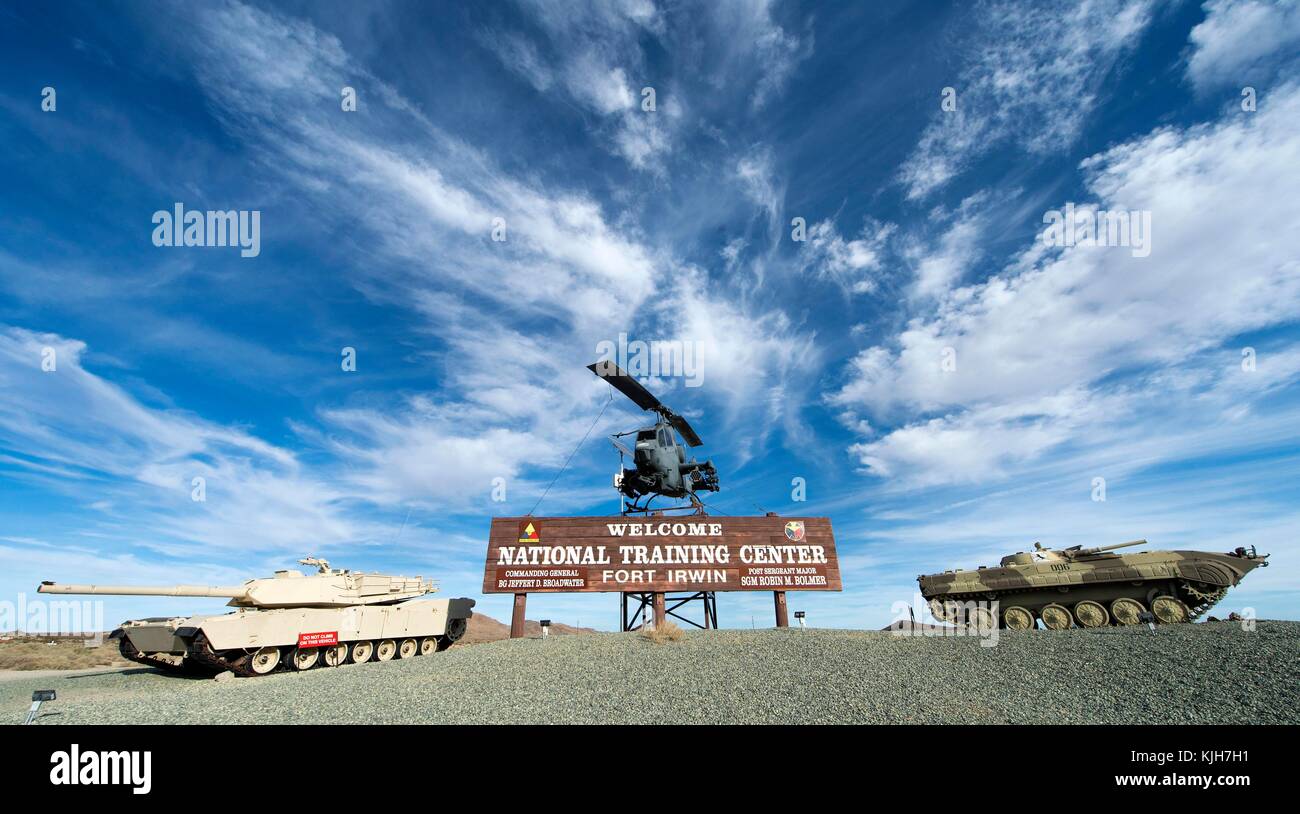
left=375, top=639, right=397, bottom=661
left=290, top=647, right=320, bottom=671
left=1002, top=606, right=1035, bottom=630
left=1073, top=600, right=1110, bottom=629
left=1040, top=604, right=1074, bottom=631
left=349, top=641, right=373, bottom=664
left=418, top=637, right=437, bottom=656
left=1110, top=597, right=1146, bottom=626
left=965, top=606, right=996, bottom=632
left=321, top=643, right=349, bottom=667
left=398, top=638, right=418, bottom=659
left=249, top=647, right=282, bottom=675
left=1151, top=595, right=1191, bottom=625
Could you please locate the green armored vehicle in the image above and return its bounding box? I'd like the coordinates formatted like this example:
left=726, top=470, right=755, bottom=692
left=919, top=540, right=1268, bottom=630
left=37, top=557, right=475, bottom=676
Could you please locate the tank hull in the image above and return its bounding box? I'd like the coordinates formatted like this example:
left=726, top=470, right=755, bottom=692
left=918, top=549, right=1266, bottom=629
left=112, top=597, right=475, bottom=676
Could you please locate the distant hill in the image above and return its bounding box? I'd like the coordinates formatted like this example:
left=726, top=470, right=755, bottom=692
left=461, top=614, right=597, bottom=644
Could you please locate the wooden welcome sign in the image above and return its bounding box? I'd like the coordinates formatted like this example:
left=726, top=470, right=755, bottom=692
left=483, top=515, right=841, bottom=594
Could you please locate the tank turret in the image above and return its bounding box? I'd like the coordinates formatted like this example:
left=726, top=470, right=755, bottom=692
left=37, top=557, right=435, bottom=609
left=35, top=557, right=473, bottom=677
left=998, top=539, right=1147, bottom=567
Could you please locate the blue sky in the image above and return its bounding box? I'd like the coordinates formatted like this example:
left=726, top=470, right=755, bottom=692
left=1, top=0, right=1298, bottom=631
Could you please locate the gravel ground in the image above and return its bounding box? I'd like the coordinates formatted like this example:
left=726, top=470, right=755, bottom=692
left=4, top=621, right=1296, bottom=725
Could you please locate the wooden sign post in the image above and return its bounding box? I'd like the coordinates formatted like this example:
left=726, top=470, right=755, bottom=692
left=484, top=514, right=840, bottom=636
left=511, top=592, right=527, bottom=639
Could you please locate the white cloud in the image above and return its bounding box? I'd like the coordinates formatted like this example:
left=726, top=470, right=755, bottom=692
left=319, top=408, right=554, bottom=508
left=1186, top=0, right=1300, bottom=90
left=166, top=0, right=681, bottom=505
left=307, top=301, right=625, bottom=511
left=155, top=1, right=826, bottom=516
left=848, top=389, right=1111, bottom=486
left=658, top=266, right=820, bottom=462
left=479, top=30, right=555, bottom=92
left=0, top=329, right=289, bottom=478
left=736, top=149, right=784, bottom=246
left=798, top=219, right=894, bottom=295
left=706, top=0, right=809, bottom=110
left=575, top=61, right=635, bottom=114
left=478, top=0, right=806, bottom=168
left=835, top=80, right=1300, bottom=483
left=185, top=2, right=660, bottom=336
left=905, top=195, right=986, bottom=300
left=0, top=327, right=373, bottom=555
left=477, top=0, right=671, bottom=169
left=900, top=0, right=1154, bottom=199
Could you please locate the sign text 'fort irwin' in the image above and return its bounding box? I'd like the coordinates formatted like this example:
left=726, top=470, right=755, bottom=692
left=484, top=516, right=841, bottom=594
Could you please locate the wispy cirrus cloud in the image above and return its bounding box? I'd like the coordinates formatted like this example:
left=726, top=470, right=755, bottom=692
left=477, top=0, right=672, bottom=170
left=0, top=326, right=377, bottom=557
left=900, top=0, right=1154, bottom=200
left=478, top=0, right=807, bottom=169
left=176, top=0, right=827, bottom=485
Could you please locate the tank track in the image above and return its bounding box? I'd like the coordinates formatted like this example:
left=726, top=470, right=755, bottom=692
left=118, top=636, right=215, bottom=676
left=187, top=632, right=257, bottom=677
left=183, top=631, right=462, bottom=677
left=1181, top=582, right=1228, bottom=622
left=928, top=579, right=1230, bottom=627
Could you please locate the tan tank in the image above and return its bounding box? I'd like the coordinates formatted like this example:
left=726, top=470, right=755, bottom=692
left=918, top=540, right=1268, bottom=630
left=37, top=557, right=475, bottom=676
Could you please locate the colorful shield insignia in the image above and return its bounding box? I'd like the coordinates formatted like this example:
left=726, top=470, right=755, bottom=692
left=784, top=521, right=805, bottom=542
left=518, top=521, right=540, bottom=544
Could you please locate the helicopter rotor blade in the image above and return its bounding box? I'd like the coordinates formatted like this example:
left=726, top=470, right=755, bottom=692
left=668, top=413, right=704, bottom=447
left=587, top=361, right=661, bottom=412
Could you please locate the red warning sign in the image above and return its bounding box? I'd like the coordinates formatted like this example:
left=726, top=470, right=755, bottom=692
left=297, top=631, right=338, bottom=648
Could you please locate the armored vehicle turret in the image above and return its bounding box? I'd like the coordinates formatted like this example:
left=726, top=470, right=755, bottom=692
left=38, top=558, right=475, bottom=676
left=918, top=540, right=1268, bottom=630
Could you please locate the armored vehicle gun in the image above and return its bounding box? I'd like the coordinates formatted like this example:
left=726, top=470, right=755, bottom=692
left=38, top=558, right=475, bottom=676
left=918, top=540, right=1268, bottom=630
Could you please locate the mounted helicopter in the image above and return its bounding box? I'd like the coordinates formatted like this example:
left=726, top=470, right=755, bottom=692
left=587, top=360, right=720, bottom=515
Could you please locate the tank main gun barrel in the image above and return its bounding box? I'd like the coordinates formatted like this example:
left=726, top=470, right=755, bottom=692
left=1074, top=539, right=1147, bottom=556
left=37, top=582, right=249, bottom=599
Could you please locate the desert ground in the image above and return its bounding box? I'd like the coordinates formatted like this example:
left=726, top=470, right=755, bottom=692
left=3, top=620, right=1295, bottom=725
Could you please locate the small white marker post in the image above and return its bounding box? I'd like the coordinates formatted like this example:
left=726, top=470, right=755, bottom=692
left=24, top=690, right=55, bottom=725
left=540, top=619, right=551, bottom=639
left=794, top=610, right=807, bottom=630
